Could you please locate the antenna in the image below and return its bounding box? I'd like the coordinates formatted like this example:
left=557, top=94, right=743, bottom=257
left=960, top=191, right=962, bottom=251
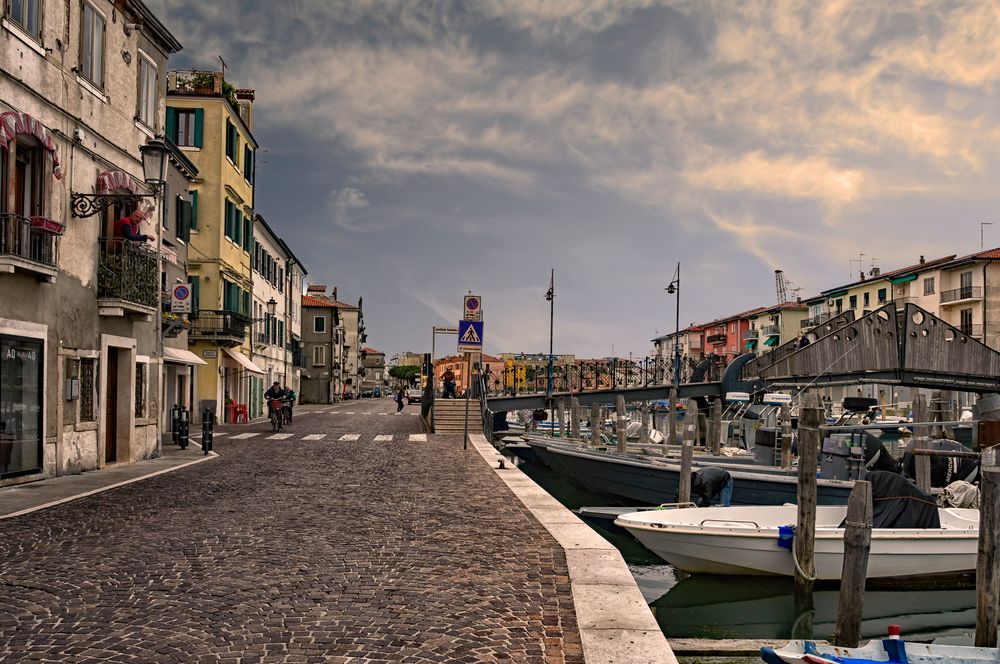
left=219, top=54, right=228, bottom=79
left=983, top=222, right=994, bottom=250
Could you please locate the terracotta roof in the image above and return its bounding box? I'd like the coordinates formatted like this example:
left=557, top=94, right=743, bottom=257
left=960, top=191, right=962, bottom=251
left=362, top=347, right=383, bottom=354
left=302, top=295, right=336, bottom=308
left=821, top=254, right=955, bottom=294
left=973, top=247, right=1000, bottom=259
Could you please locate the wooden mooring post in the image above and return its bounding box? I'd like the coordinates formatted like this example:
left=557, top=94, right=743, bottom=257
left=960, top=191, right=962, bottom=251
left=589, top=402, right=601, bottom=446
left=640, top=402, right=651, bottom=444
left=678, top=398, right=697, bottom=505
left=709, top=398, right=722, bottom=455
left=570, top=397, right=581, bottom=440
left=615, top=395, right=627, bottom=454
left=557, top=398, right=566, bottom=439
left=833, top=479, right=873, bottom=648
left=667, top=388, right=678, bottom=446
left=912, top=394, right=931, bottom=493
left=795, top=393, right=823, bottom=598
left=780, top=403, right=793, bottom=468
left=976, top=446, right=999, bottom=648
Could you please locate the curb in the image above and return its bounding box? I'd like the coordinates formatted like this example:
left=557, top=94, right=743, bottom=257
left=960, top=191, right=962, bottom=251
left=467, top=433, right=678, bottom=664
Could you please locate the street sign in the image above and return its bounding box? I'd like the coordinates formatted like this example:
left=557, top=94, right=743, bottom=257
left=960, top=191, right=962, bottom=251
left=433, top=326, right=459, bottom=334
left=171, top=283, right=192, bottom=313
left=463, top=294, right=482, bottom=321
left=202, top=350, right=217, bottom=359
left=457, top=320, right=484, bottom=352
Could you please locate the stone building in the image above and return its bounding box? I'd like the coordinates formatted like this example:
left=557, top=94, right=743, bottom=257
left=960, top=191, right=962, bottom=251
left=360, top=347, right=385, bottom=395
left=1, top=0, right=181, bottom=485
left=299, top=285, right=366, bottom=403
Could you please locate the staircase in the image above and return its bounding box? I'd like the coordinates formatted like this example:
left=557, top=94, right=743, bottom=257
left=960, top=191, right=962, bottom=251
left=433, top=398, right=483, bottom=433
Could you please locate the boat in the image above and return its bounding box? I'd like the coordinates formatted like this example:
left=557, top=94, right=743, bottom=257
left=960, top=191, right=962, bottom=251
left=615, top=504, right=978, bottom=580
left=530, top=438, right=856, bottom=506
left=761, top=633, right=1000, bottom=663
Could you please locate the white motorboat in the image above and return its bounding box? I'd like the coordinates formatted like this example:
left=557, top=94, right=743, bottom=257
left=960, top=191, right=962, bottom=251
left=615, top=504, right=979, bottom=580
left=761, top=635, right=1000, bottom=663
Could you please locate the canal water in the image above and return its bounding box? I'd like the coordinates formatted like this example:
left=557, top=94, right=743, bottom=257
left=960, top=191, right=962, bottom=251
left=509, top=453, right=979, bottom=645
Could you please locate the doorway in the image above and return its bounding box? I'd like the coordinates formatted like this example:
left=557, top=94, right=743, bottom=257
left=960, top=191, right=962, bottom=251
left=104, top=349, right=118, bottom=463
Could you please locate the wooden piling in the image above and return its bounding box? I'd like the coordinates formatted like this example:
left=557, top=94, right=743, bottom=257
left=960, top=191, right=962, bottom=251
left=616, top=395, right=627, bottom=454
left=589, top=402, right=601, bottom=446
left=557, top=398, right=566, bottom=439
left=668, top=388, right=678, bottom=446
left=833, top=479, right=873, bottom=648
left=678, top=398, right=697, bottom=506
left=795, top=392, right=823, bottom=598
left=569, top=397, right=581, bottom=440
left=976, top=446, right=999, bottom=648
left=780, top=403, right=793, bottom=468
left=710, top=398, right=723, bottom=456
left=640, top=402, right=651, bottom=444
left=912, top=394, right=931, bottom=493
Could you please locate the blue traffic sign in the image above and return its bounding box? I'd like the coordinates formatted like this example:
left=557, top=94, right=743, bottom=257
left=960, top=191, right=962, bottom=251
left=457, top=320, right=484, bottom=352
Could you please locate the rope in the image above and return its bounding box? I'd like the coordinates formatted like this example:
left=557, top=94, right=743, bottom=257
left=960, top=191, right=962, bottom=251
left=791, top=538, right=817, bottom=582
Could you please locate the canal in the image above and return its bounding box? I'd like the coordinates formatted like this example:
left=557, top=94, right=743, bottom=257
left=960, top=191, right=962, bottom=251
left=508, top=452, right=979, bottom=645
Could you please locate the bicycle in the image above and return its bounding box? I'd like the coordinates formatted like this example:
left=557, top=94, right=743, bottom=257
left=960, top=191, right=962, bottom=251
left=269, top=398, right=284, bottom=432
left=281, top=399, right=293, bottom=426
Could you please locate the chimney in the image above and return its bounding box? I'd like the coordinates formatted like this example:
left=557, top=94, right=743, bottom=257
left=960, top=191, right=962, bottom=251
left=307, top=284, right=326, bottom=294
left=919, top=255, right=925, bottom=265
left=235, top=88, right=255, bottom=130
left=871, top=267, right=880, bottom=276
left=332, top=287, right=338, bottom=302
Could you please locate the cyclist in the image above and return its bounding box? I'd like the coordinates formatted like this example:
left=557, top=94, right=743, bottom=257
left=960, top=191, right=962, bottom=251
left=282, top=384, right=297, bottom=423
left=264, top=381, right=284, bottom=421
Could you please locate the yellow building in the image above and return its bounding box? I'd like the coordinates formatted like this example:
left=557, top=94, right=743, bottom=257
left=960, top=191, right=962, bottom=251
left=744, top=302, right=809, bottom=354
left=166, top=70, right=260, bottom=421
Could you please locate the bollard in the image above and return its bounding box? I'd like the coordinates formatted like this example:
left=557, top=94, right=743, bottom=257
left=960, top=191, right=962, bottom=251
left=570, top=397, right=581, bottom=440
left=171, top=405, right=181, bottom=445
left=178, top=406, right=189, bottom=450
left=678, top=399, right=697, bottom=506
left=202, top=409, right=215, bottom=455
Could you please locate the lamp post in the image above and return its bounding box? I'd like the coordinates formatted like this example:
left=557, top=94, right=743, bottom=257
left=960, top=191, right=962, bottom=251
left=545, top=269, right=555, bottom=397
left=140, top=139, right=168, bottom=456
left=665, top=262, right=680, bottom=387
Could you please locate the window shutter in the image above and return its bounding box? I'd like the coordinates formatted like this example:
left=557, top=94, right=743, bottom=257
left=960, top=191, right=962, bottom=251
left=242, top=291, right=251, bottom=316
left=165, top=107, right=177, bottom=143
left=174, top=194, right=182, bottom=238
left=194, top=108, right=204, bottom=147
left=190, top=190, right=198, bottom=229
left=223, top=201, right=231, bottom=239
left=243, top=215, right=252, bottom=252
left=180, top=199, right=193, bottom=242
left=279, top=321, right=285, bottom=347
left=190, top=276, right=200, bottom=314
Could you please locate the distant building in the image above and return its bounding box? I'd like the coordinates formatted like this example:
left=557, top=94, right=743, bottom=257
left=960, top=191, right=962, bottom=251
left=299, top=286, right=365, bottom=402
left=361, top=347, right=386, bottom=394
left=435, top=354, right=503, bottom=395
left=744, top=303, right=808, bottom=355
left=390, top=352, right=423, bottom=367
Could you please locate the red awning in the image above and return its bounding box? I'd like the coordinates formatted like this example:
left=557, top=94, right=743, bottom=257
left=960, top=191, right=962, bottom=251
left=0, top=111, right=63, bottom=180
left=96, top=169, right=140, bottom=194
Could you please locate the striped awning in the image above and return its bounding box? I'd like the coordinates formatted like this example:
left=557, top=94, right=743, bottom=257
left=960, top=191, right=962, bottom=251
left=96, top=169, right=140, bottom=194
left=0, top=111, right=63, bottom=179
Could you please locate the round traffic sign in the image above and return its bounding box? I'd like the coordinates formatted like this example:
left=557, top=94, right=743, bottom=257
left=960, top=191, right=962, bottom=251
left=174, top=285, right=190, bottom=299
left=466, top=297, right=479, bottom=311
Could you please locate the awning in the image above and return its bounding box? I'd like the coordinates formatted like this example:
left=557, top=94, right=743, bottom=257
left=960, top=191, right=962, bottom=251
left=744, top=339, right=757, bottom=350
left=826, top=289, right=848, bottom=298
left=163, top=347, right=207, bottom=365
left=0, top=111, right=63, bottom=179
left=223, top=348, right=265, bottom=374
left=96, top=169, right=140, bottom=194
left=891, top=274, right=918, bottom=285
left=763, top=335, right=780, bottom=347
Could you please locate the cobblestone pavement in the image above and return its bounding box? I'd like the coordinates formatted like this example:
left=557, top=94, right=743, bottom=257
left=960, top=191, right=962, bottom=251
left=0, top=398, right=583, bottom=663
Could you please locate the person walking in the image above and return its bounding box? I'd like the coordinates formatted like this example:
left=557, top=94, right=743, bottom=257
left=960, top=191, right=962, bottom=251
left=442, top=368, right=457, bottom=399
left=395, top=386, right=406, bottom=413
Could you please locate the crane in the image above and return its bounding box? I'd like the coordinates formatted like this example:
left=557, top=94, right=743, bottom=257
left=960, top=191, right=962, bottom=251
left=775, top=269, right=789, bottom=303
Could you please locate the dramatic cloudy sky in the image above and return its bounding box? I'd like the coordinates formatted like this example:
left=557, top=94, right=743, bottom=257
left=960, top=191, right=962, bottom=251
left=147, top=0, right=1000, bottom=359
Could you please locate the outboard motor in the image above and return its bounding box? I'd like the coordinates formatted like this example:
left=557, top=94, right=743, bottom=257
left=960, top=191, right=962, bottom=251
left=821, top=429, right=899, bottom=481
left=902, top=438, right=979, bottom=488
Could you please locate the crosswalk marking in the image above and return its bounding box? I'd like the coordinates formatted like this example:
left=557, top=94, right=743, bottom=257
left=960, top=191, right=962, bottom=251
left=267, top=433, right=292, bottom=440
left=231, top=433, right=260, bottom=439
left=373, top=434, right=393, bottom=442
left=339, top=434, right=360, bottom=441
left=210, top=432, right=228, bottom=437
left=344, top=411, right=356, bottom=415
left=303, top=434, right=327, bottom=441
left=409, top=434, right=427, bottom=442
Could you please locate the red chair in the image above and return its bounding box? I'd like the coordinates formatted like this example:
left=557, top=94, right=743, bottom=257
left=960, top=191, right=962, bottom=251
left=235, top=404, right=249, bottom=423
left=225, top=403, right=238, bottom=424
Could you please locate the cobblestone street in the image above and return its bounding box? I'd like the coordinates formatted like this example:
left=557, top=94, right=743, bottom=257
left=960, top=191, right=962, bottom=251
left=0, top=399, right=582, bottom=663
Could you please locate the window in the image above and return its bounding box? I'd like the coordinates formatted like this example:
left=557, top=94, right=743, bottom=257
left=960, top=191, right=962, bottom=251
left=314, top=316, right=326, bottom=333
left=224, top=200, right=241, bottom=244
left=80, top=2, right=105, bottom=88
left=863, top=292, right=870, bottom=307
left=225, top=120, right=238, bottom=163
left=1, top=334, right=44, bottom=479
left=877, top=288, right=887, bottom=304
left=135, top=362, right=146, bottom=418
left=241, top=213, right=252, bottom=253
left=961, top=308, right=974, bottom=335
left=14, top=142, right=44, bottom=217
left=175, top=195, right=192, bottom=242
left=312, top=345, right=325, bottom=366
left=243, top=144, right=254, bottom=183
left=223, top=280, right=247, bottom=315
left=960, top=271, right=973, bottom=299
left=278, top=321, right=284, bottom=347
left=137, top=56, right=157, bottom=128
left=189, top=190, right=198, bottom=229
left=9, top=0, right=41, bottom=39
left=189, top=275, right=199, bottom=313
left=167, top=108, right=203, bottom=148
left=849, top=294, right=857, bottom=310
left=923, top=277, right=935, bottom=295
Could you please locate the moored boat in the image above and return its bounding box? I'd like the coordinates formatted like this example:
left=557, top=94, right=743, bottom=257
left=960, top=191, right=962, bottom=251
left=761, top=632, right=1000, bottom=663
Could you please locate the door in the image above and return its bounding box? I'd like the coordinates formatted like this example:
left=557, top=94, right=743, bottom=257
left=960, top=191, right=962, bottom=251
left=105, top=349, right=118, bottom=463
left=960, top=271, right=973, bottom=300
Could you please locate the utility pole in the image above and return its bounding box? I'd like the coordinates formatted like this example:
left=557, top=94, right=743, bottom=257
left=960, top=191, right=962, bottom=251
left=666, top=263, right=680, bottom=387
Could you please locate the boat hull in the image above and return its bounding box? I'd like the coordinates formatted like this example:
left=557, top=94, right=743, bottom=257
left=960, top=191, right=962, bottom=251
left=762, top=639, right=1000, bottom=663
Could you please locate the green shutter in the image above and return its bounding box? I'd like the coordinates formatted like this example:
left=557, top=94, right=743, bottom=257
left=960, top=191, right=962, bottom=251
left=223, top=201, right=231, bottom=239
left=242, top=291, right=251, bottom=316
left=242, top=215, right=252, bottom=252
left=190, top=276, right=199, bottom=315
left=279, top=321, right=284, bottom=347
left=165, top=107, right=177, bottom=143
left=193, top=108, right=204, bottom=147
left=180, top=199, right=193, bottom=242
left=190, top=190, right=198, bottom=229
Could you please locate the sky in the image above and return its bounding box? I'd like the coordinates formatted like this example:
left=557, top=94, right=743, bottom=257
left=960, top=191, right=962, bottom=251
left=146, top=0, right=1000, bottom=359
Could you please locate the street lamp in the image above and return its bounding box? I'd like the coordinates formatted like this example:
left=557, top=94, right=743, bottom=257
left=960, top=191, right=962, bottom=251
left=665, top=262, right=680, bottom=387
left=139, top=139, right=169, bottom=191
left=545, top=269, right=554, bottom=396
left=265, top=297, right=277, bottom=317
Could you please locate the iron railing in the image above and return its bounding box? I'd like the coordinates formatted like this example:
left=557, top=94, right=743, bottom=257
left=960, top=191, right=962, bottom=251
left=189, top=310, right=250, bottom=341
left=761, top=324, right=781, bottom=337
left=959, top=323, right=984, bottom=338
left=941, top=286, right=982, bottom=304
left=801, top=313, right=831, bottom=328
left=743, top=329, right=759, bottom=339
left=706, top=333, right=727, bottom=345
left=0, top=213, right=59, bottom=267
left=97, top=237, right=158, bottom=307
left=494, top=356, right=712, bottom=397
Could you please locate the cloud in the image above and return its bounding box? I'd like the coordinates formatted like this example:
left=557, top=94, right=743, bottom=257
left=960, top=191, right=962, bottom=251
left=328, top=187, right=370, bottom=232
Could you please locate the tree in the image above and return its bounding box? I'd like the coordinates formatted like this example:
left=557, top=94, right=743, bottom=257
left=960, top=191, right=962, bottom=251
left=388, top=365, right=421, bottom=386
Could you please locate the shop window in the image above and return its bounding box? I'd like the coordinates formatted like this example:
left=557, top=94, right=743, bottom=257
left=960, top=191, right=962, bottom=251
left=1, top=334, right=44, bottom=479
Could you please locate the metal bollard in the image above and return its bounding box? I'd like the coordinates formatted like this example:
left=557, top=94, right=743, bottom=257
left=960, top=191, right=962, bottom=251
left=178, top=406, right=189, bottom=450
left=202, top=409, right=215, bottom=455
left=171, top=405, right=181, bottom=445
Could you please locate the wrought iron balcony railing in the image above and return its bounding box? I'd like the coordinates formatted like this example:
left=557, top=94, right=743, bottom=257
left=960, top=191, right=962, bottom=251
left=0, top=213, right=60, bottom=268
left=706, top=333, right=727, bottom=345
left=743, top=329, right=759, bottom=339
left=940, top=286, right=982, bottom=304
left=189, top=310, right=250, bottom=343
left=97, top=237, right=158, bottom=308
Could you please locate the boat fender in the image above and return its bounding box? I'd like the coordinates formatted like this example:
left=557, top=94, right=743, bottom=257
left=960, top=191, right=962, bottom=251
left=777, top=524, right=795, bottom=550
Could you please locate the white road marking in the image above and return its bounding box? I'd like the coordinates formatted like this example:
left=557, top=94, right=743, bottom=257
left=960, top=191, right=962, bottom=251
left=379, top=412, right=391, bottom=415
left=408, top=434, right=427, bottom=442
left=267, top=433, right=293, bottom=440
left=231, top=433, right=260, bottom=439
left=373, top=434, right=393, bottom=442
left=344, top=411, right=356, bottom=415
left=303, top=434, right=327, bottom=441
left=339, top=434, right=361, bottom=441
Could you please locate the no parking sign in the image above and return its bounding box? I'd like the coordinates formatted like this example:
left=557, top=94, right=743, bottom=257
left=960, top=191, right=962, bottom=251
left=171, top=283, right=192, bottom=313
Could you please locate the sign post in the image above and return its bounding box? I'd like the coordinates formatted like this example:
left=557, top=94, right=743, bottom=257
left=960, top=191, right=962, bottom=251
left=459, top=297, right=484, bottom=450
left=171, top=283, right=192, bottom=314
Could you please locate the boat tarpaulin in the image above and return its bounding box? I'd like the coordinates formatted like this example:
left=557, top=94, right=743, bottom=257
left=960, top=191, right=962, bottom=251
left=853, top=470, right=941, bottom=529
left=223, top=348, right=265, bottom=374
left=762, top=336, right=779, bottom=347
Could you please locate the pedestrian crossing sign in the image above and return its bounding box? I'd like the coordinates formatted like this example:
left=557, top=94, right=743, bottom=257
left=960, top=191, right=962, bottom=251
left=457, top=320, right=484, bottom=352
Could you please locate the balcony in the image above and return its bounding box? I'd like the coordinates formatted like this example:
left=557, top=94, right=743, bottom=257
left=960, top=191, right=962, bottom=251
left=97, top=237, right=159, bottom=319
left=743, top=329, right=759, bottom=340
left=940, top=286, right=982, bottom=305
left=189, top=310, right=250, bottom=346
left=0, top=213, right=60, bottom=282
left=958, top=324, right=984, bottom=339
left=761, top=324, right=781, bottom=337
left=706, top=333, right=727, bottom=345
left=801, top=313, right=831, bottom=328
